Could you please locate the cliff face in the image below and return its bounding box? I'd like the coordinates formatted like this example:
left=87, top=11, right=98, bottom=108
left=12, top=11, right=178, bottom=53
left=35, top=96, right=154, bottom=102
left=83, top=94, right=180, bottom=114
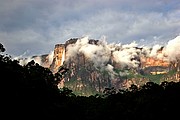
left=31, top=37, right=180, bottom=95
left=49, top=38, right=114, bottom=95
left=50, top=44, right=65, bottom=73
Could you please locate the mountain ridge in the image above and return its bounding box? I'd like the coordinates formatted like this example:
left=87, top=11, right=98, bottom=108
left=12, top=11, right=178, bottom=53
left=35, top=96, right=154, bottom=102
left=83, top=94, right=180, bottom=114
left=17, top=36, right=180, bottom=96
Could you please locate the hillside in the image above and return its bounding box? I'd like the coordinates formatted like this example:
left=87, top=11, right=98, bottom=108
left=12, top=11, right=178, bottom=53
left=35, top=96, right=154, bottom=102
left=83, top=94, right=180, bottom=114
left=18, top=36, right=180, bottom=96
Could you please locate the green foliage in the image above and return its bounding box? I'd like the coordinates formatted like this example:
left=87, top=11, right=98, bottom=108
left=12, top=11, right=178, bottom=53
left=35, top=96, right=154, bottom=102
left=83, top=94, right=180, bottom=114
left=64, top=79, right=98, bottom=96
left=167, top=69, right=177, bottom=76
left=1, top=43, right=180, bottom=119
left=59, top=87, right=75, bottom=97
left=143, top=74, right=164, bottom=84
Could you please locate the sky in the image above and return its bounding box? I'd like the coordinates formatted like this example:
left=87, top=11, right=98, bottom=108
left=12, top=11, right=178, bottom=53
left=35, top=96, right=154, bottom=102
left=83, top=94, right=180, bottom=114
left=0, top=0, right=179, bottom=57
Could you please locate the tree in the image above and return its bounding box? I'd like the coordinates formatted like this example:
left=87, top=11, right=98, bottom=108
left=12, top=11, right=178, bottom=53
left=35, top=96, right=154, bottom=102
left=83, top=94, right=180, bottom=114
left=0, top=43, right=5, bottom=52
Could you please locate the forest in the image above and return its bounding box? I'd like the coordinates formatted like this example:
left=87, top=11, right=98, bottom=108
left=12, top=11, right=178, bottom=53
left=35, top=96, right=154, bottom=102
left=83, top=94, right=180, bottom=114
left=1, top=43, right=180, bottom=119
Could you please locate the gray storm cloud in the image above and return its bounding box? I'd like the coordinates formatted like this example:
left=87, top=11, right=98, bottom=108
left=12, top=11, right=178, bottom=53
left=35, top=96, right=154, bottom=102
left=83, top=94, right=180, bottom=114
left=0, top=0, right=179, bottom=56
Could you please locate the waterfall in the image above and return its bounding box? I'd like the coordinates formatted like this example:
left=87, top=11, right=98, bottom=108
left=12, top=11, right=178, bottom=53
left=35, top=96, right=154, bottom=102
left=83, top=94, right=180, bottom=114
left=61, top=48, right=65, bottom=66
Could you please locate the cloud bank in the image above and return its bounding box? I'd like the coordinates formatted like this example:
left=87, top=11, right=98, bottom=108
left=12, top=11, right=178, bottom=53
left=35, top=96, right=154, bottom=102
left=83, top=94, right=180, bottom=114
left=0, top=0, right=179, bottom=57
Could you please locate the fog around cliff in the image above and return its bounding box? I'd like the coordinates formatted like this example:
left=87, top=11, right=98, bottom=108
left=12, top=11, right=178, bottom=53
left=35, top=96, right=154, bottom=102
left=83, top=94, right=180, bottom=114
left=65, top=35, right=180, bottom=76
left=13, top=35, right=180, bottom=78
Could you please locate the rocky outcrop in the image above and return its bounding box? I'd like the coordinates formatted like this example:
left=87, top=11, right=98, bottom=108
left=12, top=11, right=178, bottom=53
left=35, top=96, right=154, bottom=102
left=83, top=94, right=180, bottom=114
left=29, top=37, right=180, bottom=95
left=50, top=44, right=65, bottom=73
left=53, top=38, right=113, bottom=95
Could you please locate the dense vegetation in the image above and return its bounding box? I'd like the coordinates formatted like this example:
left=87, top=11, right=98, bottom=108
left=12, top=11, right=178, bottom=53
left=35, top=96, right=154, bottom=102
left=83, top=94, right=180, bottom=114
left=1, top=43, right=180, bottom=119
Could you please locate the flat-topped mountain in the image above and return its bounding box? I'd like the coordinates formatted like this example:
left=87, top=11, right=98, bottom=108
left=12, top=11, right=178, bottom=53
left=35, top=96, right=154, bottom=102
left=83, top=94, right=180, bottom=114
left=19, top=36, right=180, bottom=96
